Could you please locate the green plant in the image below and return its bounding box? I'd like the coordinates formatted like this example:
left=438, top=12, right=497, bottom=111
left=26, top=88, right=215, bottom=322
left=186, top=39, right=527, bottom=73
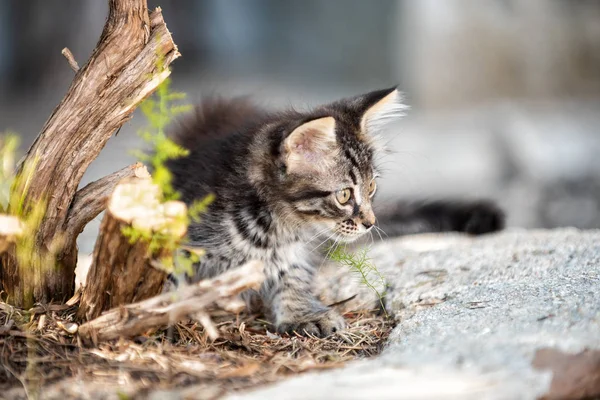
left=0, top=133, right=19, bottom=212
left=127, top=70, right=213, bottom=276
left=132, top=75, right=191, bottom=201
left=328, top=244, right=388, bottom=316
left=0, top=134, right=62, bottom=308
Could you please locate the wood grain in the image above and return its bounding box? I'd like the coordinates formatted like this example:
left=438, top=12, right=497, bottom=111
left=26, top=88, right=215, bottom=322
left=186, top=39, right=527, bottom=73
left=0, top=0, right=179, bottom=307
left=78, top=261, right=264, bottom=343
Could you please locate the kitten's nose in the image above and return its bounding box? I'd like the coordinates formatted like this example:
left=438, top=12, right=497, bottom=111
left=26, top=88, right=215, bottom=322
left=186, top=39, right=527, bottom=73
left=361, top=208, right=376, bottom=229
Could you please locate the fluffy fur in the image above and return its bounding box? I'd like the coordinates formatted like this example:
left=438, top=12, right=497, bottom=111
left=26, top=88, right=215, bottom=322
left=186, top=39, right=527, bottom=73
left=166, top=87, right=504, bottom=337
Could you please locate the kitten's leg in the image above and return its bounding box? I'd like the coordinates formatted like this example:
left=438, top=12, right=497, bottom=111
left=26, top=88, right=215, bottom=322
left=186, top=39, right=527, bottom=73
left=375, top=200, right=505, bottom=237
left=261, top=262, right=345, bottom=337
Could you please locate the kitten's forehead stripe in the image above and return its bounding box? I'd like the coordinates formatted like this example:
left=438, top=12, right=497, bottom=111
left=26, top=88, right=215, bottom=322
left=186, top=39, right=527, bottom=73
left=349, top=169, right=357, bottom=185
left=344, top=148, right=360, bottom=169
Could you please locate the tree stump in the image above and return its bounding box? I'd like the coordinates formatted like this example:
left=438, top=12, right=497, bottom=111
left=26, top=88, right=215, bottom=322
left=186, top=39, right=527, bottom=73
left=77, top=174, right=187, bottom=321
left=0, top=0, right=180, bottom=307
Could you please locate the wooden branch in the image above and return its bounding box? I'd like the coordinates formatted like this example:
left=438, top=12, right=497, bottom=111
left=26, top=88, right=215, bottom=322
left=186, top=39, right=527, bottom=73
left=0, top=215, right=23, bottom=254
left=61, top=47, right=80, bottom=72
left=63, top=162, right=149, bottom=245
left=1, top=0, right=180, bottom=307
left=77, top=177, right=187, bottom=321
left=78, top=261, right=264, bottom=343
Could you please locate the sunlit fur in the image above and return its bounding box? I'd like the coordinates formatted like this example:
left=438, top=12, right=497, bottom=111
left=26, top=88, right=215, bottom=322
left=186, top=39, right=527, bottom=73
left=166, top=87, right=505, bottom=337
left=165, top=88, right=400, bottom=336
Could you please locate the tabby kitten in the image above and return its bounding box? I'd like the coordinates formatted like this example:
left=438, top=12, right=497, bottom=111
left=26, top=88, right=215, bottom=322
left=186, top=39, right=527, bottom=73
left=166, top=87, right=503, bottom=337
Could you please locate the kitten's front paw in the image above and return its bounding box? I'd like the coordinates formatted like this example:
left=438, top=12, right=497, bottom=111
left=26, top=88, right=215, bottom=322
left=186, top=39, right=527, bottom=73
left=460, top=201, right=505, bottom=235
left=277, top=309, right=346, bottom=338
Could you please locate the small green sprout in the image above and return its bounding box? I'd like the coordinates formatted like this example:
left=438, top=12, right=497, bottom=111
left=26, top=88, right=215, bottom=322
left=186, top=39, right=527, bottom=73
left=0, top=134, right=62, bottom=307
left=126, top=65, right=213, bottom=277
left=0, top=133, right=19, bottom=212
left=132, top=75, right=192, bottom=201
left=328, top=244, right=388, bottom=316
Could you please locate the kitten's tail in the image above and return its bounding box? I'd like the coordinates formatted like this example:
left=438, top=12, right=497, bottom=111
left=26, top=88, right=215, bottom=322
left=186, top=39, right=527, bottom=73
left=374, top=199, right=505, bottom=238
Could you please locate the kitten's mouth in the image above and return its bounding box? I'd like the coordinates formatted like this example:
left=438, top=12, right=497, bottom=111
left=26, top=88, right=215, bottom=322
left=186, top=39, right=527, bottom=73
left=309, top=220, right=370, bottom=244
left=334, top=219, right=370, bottom=242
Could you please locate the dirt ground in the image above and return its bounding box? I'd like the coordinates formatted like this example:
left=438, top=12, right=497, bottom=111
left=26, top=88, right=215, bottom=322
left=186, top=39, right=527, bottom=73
left=0, top=302, right=393, bottom=399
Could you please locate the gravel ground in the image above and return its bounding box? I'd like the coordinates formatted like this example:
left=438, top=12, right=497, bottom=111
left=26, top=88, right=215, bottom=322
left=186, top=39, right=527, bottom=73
left=228, top=228, right=600, bottom=400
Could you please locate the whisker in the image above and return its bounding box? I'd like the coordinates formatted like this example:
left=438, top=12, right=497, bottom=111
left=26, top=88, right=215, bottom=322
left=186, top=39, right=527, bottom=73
left=374, top=224, right=387, bottom=241
left=307, top=226, right=331, bottom=243
left=311, top=231, right=337, bottom=253
left=323, top=235, right=340, bottom=262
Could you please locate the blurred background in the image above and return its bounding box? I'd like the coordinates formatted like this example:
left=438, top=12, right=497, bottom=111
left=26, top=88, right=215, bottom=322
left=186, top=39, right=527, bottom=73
left=0, top=0, right=599, bottom=253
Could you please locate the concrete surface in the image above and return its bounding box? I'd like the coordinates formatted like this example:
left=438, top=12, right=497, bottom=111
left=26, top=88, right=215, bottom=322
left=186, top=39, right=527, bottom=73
left=228, top=228, right=600, bottom=400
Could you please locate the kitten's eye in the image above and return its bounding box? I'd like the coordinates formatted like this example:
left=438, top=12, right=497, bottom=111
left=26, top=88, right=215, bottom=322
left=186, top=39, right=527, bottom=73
left=335, top=188, right=352, bottom=205
left=369, top=180, right=377, bottom=196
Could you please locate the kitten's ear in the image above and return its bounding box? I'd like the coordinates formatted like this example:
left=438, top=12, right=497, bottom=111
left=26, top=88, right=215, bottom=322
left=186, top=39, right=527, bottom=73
left=359, top=87, right=407, bottom=135
left=283, top=116, right=338, bottom=173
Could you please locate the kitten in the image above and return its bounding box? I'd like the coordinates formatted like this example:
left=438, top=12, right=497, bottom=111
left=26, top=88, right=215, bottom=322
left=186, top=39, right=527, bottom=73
left=166, top=87, right=504, bottom=337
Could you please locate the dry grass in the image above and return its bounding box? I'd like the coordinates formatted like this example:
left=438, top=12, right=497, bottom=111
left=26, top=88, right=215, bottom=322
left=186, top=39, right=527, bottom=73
left=0, top=301, right=393, bottom=399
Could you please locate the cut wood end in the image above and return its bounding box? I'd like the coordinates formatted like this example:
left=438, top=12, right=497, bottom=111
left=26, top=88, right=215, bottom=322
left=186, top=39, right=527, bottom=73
left=150, top=6, right=162, bottom=18
left=109, top=180, right=187, bottom=238
left=132, top=163, right=151, bottom=179
left=0, top=215, right=24, bottom=236
left=149, top=7, right=180, bottom=62
left=119, top=69, right=172, bottom=117
left=0, top=215, right=23, bottom=253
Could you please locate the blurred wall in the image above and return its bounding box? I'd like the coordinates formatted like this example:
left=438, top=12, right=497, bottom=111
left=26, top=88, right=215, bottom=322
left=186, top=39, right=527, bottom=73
left=1, top=1, right=599, bottom=108
left=0, top=0, right=599, bottom=240
left=402, top=0, right=600, bottom=109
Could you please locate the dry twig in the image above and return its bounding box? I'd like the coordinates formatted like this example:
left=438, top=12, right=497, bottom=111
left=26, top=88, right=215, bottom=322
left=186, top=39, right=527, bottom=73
left=61, top=47, right=80, bottom=72
left=1, top=302, right=392, bottom=399
left=78, top=260, right=265, bottom=342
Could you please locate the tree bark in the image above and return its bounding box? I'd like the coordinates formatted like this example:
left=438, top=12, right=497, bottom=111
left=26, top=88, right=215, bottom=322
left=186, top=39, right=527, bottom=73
left=77, top=176, right=187, bottom=321
left=78, top=260, right=264, bottom=343
left=0, top=0, right=179, bottom=307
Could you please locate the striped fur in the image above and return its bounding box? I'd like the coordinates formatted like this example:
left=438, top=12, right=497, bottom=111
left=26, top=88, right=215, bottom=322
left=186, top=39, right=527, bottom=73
left=166, top=87, right=504, bottom=337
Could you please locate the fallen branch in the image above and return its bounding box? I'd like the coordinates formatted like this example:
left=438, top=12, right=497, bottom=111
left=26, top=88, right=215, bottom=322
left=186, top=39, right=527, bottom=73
left=78, top=260, right=264, bottom=343
left=77, top=176, right=187, bottom=321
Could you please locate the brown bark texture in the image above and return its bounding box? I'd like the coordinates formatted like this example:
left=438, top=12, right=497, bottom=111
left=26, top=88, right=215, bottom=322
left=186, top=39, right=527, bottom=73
left=77, top=176, right=187, bottom=322
left=78, top=261, right=264, bottom=343
left=0, top=0, right=179, bottom=307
